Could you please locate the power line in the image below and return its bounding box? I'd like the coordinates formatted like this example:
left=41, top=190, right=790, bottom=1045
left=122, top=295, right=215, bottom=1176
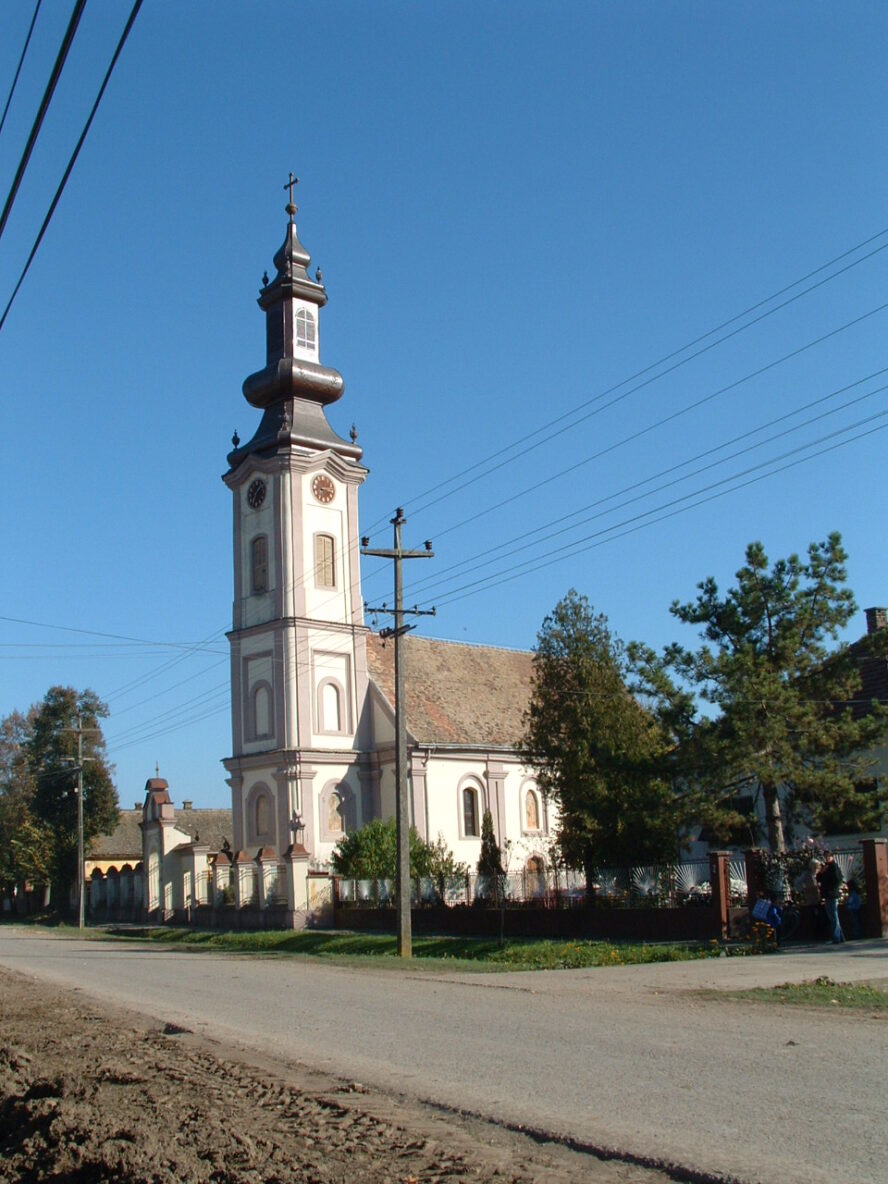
left=361, top=222, right=888, bottom=537
left=0, top=0, right=143, bottom=334
left=427, top=417, right=888, bottom=610
left=0, top=0, right=43, bottom=139
left=0, top=0, right=85, bottom=243
left=404, top=370, right=888, bottom=599
left=427, top=297, right=888, bottom=546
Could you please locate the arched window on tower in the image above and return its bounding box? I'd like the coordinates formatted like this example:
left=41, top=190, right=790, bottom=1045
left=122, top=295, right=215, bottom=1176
left=314, top=534, right=335, bottom=588
left=252, top=681, right=272, bottom=740
left=251, top=535, right=268, bottom=594
left=319, top=679, right=343, bottom=733
left=296, top=307, right=316, bottom=351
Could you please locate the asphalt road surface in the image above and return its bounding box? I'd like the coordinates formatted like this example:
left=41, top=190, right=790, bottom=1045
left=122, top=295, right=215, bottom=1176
left=1, top=929, right=885, bottom=1184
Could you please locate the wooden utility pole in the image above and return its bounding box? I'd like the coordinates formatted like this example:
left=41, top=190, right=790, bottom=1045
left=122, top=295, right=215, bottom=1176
left=62, top=714, right=100, bottom=930
left=362, top=509, right=434, bottom=958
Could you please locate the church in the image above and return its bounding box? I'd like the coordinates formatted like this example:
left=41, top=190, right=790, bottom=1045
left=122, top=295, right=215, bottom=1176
left=139, top=190, right=552, bottom=924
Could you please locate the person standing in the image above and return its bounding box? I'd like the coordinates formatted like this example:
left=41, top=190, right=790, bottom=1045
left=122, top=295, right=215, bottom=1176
left=845, top=878, right=863, bottom=940
left=817, top=852, right=845, bottom=944
left=799, top=859, right=824, bottom=940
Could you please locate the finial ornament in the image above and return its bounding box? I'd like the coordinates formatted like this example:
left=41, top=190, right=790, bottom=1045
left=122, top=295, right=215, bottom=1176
left=284, top=171, right=299, bottom=220
left=155, top=761, right=159, bottom=778
left=350, top=423, right=358, bottom=443
left=232, top=429, right=240, bottom=448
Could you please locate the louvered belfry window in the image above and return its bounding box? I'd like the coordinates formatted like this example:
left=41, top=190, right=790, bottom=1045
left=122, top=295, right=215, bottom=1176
left=251, top=535, right=268, bottom=593
left=315, top=533, right=335, bottom=588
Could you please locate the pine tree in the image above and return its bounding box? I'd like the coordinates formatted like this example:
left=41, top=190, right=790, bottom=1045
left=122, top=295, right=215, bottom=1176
left=639, top=533, right=888, bottom=852
left=523, top=591, right=681, bottom=889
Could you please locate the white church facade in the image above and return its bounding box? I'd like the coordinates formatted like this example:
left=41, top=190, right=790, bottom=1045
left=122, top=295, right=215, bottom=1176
left=139, top=193, right=552, bottom=924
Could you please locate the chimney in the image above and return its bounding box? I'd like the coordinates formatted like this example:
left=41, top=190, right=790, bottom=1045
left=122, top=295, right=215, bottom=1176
left=865, top=607, right=887, bottom=635
left=182, top=800, right=193, bottom=811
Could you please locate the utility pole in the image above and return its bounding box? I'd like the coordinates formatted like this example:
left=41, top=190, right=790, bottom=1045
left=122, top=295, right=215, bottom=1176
left=62, top=714, right=99, bottom=930
left=362, top=509, right=434, bottom=958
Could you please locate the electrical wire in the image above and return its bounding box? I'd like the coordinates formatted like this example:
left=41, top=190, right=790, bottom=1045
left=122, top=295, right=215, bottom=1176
left=426, top=296, right=888, bottom=547
left=404, top=374, right=888, bottom=599
left=0, top=0, right=85, bottom=243
left=0, top=0, right=43, bottom=139
left=361, top=222, right=888, bottom=537
left=428, top=416, right=888, bottom=610
left=0, top=0, right=143, bottom=334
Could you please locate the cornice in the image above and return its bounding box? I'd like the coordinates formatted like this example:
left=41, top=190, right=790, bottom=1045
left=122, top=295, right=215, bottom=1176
left=228, top=618, right=370, bottom=643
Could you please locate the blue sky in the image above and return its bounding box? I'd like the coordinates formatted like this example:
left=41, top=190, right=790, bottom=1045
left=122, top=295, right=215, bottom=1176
left=2, top=1, right=888, bottom=808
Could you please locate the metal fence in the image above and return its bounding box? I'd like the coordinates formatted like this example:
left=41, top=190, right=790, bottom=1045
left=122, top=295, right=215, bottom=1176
left=335, top=856, right=748, bottom=910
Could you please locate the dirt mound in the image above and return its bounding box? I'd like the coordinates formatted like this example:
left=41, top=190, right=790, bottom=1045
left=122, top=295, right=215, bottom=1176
left=0, top=969, right=663, bottom=1184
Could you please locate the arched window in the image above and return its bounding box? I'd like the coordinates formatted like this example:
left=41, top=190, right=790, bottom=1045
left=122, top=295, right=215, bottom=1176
left=251, top=535, right=268, bottom=594
left=319, top=679, right=342, bottom=732
left=255, top=792, right=272, bottom=837
left=462, top=786, right=480, bottom=837
left=296, top=307, right=316, bottom=350
left=524, top=789, right=540, bottom=831
left=252, top=682, right=272, bottom=739
left=314, top=534, right=335, bottom=588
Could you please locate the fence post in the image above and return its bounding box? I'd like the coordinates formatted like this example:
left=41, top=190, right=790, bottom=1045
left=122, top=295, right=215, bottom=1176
left=744, top=848, right=765, bottom=908
left=283, top=843, right=309, bottom=929
left=861, top=838, right=888, bottom=939
left=709, top=850, right=730, bottom=940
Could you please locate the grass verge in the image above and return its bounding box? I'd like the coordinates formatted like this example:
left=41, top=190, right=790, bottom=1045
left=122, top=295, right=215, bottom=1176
left=102, top=926, right=723, bottom=971
left=708, top=976, right=888, bottom=1011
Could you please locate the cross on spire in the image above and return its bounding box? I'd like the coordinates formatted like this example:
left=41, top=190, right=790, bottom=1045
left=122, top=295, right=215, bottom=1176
left=284, top=172, right=299, bottom=220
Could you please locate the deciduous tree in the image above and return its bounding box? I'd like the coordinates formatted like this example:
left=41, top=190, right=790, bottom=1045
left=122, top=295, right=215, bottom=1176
left=24, top=687, right=118, bottom=903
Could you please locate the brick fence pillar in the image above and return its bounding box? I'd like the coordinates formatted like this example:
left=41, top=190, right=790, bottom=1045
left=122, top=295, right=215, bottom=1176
left=709, top=850, right=730, bottom=940
left=861, top=838, right=888, bottom=939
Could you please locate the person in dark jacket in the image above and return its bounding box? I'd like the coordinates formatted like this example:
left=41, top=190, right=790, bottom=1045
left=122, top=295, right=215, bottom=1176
left=817, top=852, right=845, bottom=944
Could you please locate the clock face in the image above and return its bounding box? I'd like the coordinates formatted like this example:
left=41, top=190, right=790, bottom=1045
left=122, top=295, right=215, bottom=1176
left=311, top=474, right=335, bottom=504
left=246, top=478, right=266, bottom=509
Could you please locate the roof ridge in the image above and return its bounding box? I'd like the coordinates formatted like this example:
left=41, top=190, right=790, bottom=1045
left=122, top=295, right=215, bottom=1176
left=371, top=631, right=532, bottom=657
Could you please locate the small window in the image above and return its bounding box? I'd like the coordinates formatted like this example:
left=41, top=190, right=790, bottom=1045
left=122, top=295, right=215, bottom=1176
left=296, top=307, right=316, bottom=350
left=463, top=787, right=479, bottom=837
left=524, top=790, right=540, bottom=831
left=315, top=534, right=335, bottom=588
left=251, top=535, right=268, bottom=594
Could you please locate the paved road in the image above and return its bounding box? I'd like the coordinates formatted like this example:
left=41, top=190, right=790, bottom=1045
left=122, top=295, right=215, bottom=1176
left=1, top=929, right=886, bottom=1184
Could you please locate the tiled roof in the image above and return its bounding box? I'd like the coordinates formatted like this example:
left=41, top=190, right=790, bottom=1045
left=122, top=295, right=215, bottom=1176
left=366, top=632, right=533, bottom=748
left=88, top=810, right=142, bottom=858
left=87, top=806, right=234, bottom=859
left=168, top=807, right=233, bottom=853
left=849, top=644, right=888, bottom=719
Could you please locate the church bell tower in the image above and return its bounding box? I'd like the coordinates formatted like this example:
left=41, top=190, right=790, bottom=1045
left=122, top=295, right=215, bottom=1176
left=223, top=181, right=371, bottom=859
